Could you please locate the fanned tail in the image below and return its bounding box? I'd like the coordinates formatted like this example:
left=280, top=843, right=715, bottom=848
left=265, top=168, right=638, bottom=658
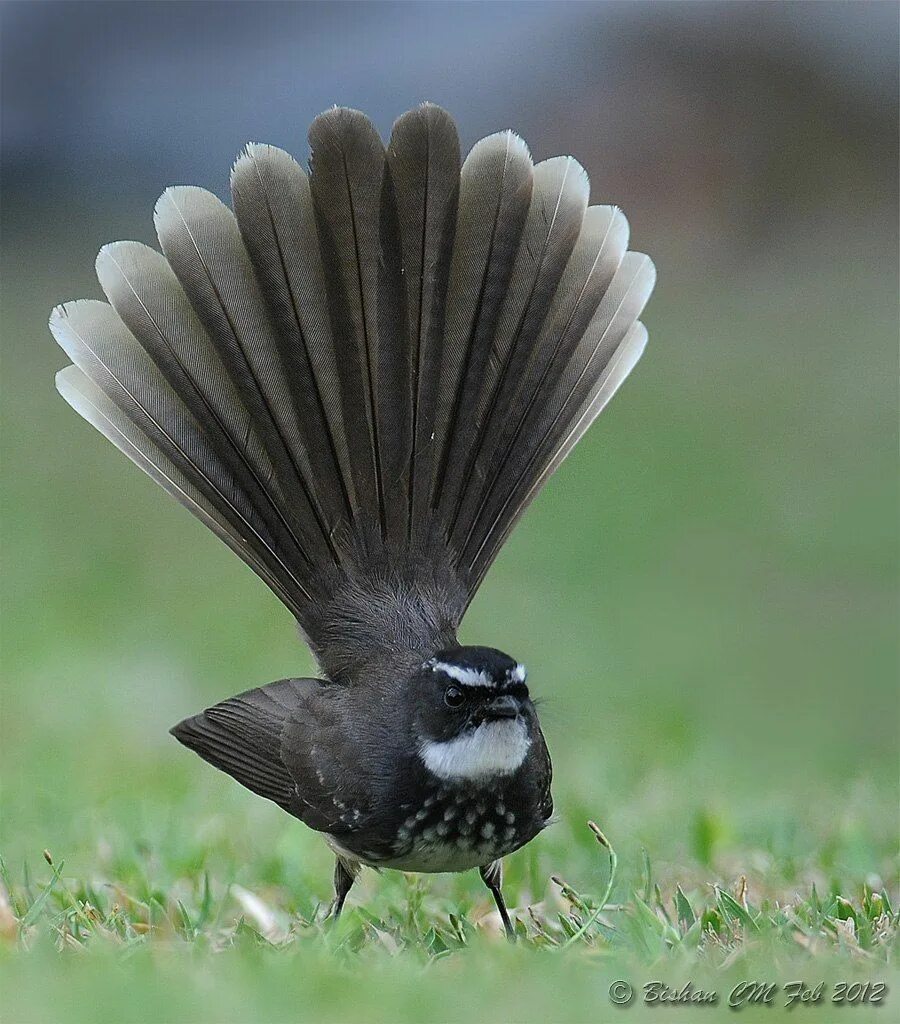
left=52, top=104, right=655, bottom=680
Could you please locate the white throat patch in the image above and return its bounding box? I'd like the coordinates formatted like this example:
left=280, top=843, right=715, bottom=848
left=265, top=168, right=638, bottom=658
left=418, top=718, right=531, bottom=781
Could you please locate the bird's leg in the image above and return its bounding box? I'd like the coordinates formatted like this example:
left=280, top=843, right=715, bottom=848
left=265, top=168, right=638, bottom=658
left=330, top=856, right=358, bottom=921
left=479, top=860, right=515, bottom=940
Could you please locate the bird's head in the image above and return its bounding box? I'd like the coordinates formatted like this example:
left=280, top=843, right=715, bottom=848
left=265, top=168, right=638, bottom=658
left=411, top=646, right=535, bottom=783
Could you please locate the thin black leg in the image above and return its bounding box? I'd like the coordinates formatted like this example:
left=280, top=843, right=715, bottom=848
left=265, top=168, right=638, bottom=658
left=480, top=860, right=515, bottom=940
left=331, top=857, right=358, bottom=920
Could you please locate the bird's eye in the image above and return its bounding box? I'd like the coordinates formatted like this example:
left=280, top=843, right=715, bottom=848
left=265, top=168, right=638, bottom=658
left=444, top=686, right=465, bottom=708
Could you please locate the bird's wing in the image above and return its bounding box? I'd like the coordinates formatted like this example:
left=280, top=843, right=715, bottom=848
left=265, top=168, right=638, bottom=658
left=170, top=678, right=381, bottom=835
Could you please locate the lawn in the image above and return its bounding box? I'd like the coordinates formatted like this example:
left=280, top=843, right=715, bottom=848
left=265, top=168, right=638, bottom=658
left=1, top=205, right=897, bottom=1022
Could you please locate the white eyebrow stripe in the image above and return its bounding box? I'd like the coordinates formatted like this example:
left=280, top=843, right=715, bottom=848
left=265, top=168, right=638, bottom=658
left=511, top=663, right=527, bottom=683
left=430, top=662, right=495, bottom=687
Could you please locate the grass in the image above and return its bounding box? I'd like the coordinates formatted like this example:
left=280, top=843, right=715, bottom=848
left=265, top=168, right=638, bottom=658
left=2, top=809, right=896, bottom=1022
left=1, top=202, right=897, bottom=1021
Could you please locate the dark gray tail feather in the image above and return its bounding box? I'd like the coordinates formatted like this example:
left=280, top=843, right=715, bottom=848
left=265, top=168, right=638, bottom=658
left=52, top=104, right=654, bottom=680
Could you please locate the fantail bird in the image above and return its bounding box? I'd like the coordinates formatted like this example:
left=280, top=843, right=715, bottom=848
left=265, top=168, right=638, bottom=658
left=51, top=104, right=655, bottom=937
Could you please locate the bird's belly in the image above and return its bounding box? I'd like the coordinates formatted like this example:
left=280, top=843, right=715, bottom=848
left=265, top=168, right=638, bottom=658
left=376, top=840, right=492, bottom=873
left=378, top=819, right=532, bottom=872
left=328, top=782, right=540, bottom=873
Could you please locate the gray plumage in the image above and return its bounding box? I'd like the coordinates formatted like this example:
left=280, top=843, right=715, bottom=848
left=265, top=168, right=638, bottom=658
left=231, top=144, right=356, bottom=541
left=55, top=365, right=301, bottom=615
left=94, top=242, right=303, bottom=572
left=432, top=131, right=533, bottom=526
left=462, top=249, right=656, bottom=586
left=444, top=155, right=589, bottom=551
left=307, top=108, right=409, bottom=549
left=386, top=105, right=461, bottom=546
left=51, top=103, right=655, bottom=682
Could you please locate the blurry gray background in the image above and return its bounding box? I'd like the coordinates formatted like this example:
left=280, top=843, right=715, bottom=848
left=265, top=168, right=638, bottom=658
left=4, top=1, right=897, bottom=242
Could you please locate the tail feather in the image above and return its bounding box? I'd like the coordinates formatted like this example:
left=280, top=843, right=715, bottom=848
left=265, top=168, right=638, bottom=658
left=460, top=252, right=656, bottom=580
left=308, top=108, right=409, bottom=548
left=51, top=105, right=656, bottom=679
left=154, top=186, right=337, bottom=567
left=468, top=320, right=650, bottom=590
left=387, top=104, right=461, bottom=545
left=51, top=315, right=311, bottom=612
left=444, top=155, right=589, bottom=547
left=230, top=144, right=356, bottom=540
left=452, top=204, right=628, bottom=556
left=431, top=131, right=533, bottom=519
left=94, top=241, right=296, bottom=551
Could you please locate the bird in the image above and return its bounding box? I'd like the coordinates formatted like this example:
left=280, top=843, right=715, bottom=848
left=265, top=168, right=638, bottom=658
left=50, top=103, right=655, bottom=938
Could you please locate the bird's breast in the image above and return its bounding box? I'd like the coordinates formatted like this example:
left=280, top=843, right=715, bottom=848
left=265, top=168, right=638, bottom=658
left=337, top=774, right=545, bottom=873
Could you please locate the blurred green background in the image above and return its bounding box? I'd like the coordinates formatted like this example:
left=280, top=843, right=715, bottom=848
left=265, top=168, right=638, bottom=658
left=2, top=2, right=897, bottom=1021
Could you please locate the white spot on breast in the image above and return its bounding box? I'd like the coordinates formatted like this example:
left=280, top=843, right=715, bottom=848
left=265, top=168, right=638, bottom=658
left=418, top=719, right=531, bottom=782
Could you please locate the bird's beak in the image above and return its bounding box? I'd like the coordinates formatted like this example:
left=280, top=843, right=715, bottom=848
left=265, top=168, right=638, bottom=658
left=485, top=693, right=520, bottom=719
